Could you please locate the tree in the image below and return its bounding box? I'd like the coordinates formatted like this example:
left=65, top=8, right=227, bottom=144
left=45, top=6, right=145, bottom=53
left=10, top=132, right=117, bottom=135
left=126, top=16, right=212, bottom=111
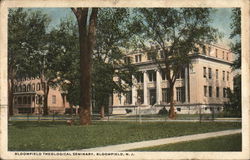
left=8, top=8, right=50, bottom=115
left=93, top=8, right=137, bottom=118
left=224, top=8, right=241, bottom=117
left=130, top=8, right=218, bottom=118
left=71, top=8, right=98, bottom=125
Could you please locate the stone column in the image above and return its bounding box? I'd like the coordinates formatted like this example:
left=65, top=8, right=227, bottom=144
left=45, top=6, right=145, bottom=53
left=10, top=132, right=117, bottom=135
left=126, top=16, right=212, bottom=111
left=185, top=66, right=189, bottom=103
left=143, top=71, right=148, bottom=105
left=156, top=70, right=162, bottom=104
left=132, top=75, right=137, bottom=105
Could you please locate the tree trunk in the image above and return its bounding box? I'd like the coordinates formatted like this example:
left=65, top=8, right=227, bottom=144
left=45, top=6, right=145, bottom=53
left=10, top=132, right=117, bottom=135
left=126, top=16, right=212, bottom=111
left=72, top=8, right=98, bottom=125
left=8, top=78, right=14, bottom=116
left=41, top=78, right=49, bottom=115
left=168, top=83, right=176, bottom=119
left=8, top=67, right=14, bottom=116
left=100, top=105, right=105, bottom=118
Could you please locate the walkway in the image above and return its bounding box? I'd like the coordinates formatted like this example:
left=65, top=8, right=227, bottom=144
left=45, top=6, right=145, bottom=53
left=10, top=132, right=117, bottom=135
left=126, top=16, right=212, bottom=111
left=75, top=129, right=241, bottom=151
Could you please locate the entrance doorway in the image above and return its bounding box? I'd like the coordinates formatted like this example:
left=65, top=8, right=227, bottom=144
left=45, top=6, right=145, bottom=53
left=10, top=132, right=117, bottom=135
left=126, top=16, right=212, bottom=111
left=149, top=89, right=156, bottom=105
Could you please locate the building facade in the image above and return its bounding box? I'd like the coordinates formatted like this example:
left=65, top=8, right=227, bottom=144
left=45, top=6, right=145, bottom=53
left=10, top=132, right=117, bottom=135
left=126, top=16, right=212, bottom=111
left=112, top=44, right=234, bottom=115
left=12, top=77, right=71, bottom=114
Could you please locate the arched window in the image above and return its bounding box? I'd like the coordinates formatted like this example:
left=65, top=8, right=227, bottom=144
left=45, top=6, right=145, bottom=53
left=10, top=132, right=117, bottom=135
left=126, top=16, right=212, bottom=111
left=32, top=83, right=35, bottom=91
left=22, top=84, right=26, bottom=92
left=18, top=97, right=22, bottom=104
left=27, top=84, right=31, bottom=92
left=18, top=85, right=22, bottom=92
left=36, top=83, right=41, bottom=91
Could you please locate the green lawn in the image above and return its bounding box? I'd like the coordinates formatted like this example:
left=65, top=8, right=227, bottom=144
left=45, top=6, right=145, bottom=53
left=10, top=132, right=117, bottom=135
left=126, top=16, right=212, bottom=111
left=131, top=133, right=242, bottom=151
left=8, top=121, right=241, bottom=151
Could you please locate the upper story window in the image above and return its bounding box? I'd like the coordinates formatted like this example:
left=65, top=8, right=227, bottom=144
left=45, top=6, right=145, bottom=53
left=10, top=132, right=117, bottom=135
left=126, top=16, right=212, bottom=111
left=204, top=86, right=207, bottom=97
left=160, top=50, right=165, bottom=59
left=209, top=86, right=212, bottom=97
left=216, top=69, right=218, bottom=79
left=223, top=71, right=225, bottom=81
left=52, top=95, right=56, bottom=104
left=222, top=51, right=225, bottom=59
left=32, top=83, right=35, bottom=91
left=223, top=88, right=227, bottom=98
left=27, top=84, right=31, bottom=92
left=148, top=71, right=156, bottom=82
left=135, top=55, right=142, bottom=63
left=203, top=67, right=207, bottom=78
left=177, top=69, right=185, bottom=79
left=124, top=57, right=131, bottom=64
left=227, top=71, right=229, bottom=81
left=147, top=53, right=153, bottom=60
left=208, top=68, right=212, bottom=79
left=36, top=83, right=41, bottom=91
left=208, top=47, right=211, bottom=56
left=216, top=87, right=220, bottom=97
left=22, top=84, right=26, bottom=92
left=161, top=70, right=167, bottom=80
left=215, top=49, right=218, bottom=58
left=227, top=52, right=229, bottom=60
left=136, top=72, right=144, bottom=83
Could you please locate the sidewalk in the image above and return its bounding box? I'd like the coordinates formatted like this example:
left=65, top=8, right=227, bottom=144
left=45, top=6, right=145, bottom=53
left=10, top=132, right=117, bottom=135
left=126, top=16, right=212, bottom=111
left=74, top=129, right=241, bottom=151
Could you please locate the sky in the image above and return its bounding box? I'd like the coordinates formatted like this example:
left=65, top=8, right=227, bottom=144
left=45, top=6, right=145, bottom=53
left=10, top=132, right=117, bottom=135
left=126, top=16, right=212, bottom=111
left=28, top=8, right=235, bottom=47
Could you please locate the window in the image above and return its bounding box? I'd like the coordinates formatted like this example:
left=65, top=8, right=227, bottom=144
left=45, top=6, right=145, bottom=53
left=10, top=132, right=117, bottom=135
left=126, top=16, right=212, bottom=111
left=216, top=69, right=219, bottom=79
left=124, top=57, right=131, bottom=64
left=177, top=108, right=181, bottom=112
left=176, top=87, right=185, bottom=103
left=36, top=83, right=41, bottom=91
left=203, top=67, right=207, bottom=78
left=204, top=86, right=207, bottom=97
left=148, top=71, right=156, bottom=82
left=124, top=91, right=132, bottom=105
left=136, top=72, right=143, bottom=83
left=135, top=55, right=142, bottom=63
left=227, top=52, right=229, bottom=60
left=208, top=47, right=211, bottom=56
left=162, top=88, right=170, bottom=103
left=32, top=83, right=35, bottom=91
left=22, top=84, right=26, bottom=92
left=223, top=71, right=225, bottom=81
left=161, top=70, right=167, bottom=80
left=215, top=49, right=218, bottom=57
left=27, top=84, right=31, bottom=92
left=52, top=95, right=56, bottom=104
left=227, top=71, right=229, bottom=81
left=202, top=46, right=206, bottom=55
left=222, top=51, right=225, bottom=59
left=208, top=68, right=212, bottom=79
left=18, top=97, right=22, bottom=104
left=209, top=86, right=212, bottom=97
left=18, top=85, right=22, bottom=92
left=216, top=87, right=219, bottom=97
left=147, top=53, right=153, bottom=60
left=23, top=96, right=27, bottom=104
left=223, top=88, right=227, bottom=98
left=177, top=68, right=185, bottom=79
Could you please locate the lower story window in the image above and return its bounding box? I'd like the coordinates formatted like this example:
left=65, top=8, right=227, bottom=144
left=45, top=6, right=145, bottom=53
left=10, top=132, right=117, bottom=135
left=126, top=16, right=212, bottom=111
left=176, top=87, right=185, bottom=103
left=52, top=95, right=56, bottom=104
left=162, top=88, right=170, bottom=103
left=124, top=91, right=132, bottom=105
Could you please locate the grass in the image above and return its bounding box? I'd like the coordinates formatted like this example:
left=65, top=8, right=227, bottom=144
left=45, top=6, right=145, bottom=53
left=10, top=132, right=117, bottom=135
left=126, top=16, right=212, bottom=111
left=131, top=133, right=242, bottom=151
left=8, top=121, right=241, bottom=151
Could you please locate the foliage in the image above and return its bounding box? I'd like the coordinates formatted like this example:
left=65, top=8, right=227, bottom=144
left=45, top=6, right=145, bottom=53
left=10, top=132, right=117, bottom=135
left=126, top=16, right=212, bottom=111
left=92, top=8, right=137, bottom=113
left=230, top=8, right=241, bottom=69
left=223, top=8, right=241, bottom=117
left=130, top=8, right=219, bottom=118
left=8, top=121, right=241, bottom=151
left=224, top=75, right=241, bottom=117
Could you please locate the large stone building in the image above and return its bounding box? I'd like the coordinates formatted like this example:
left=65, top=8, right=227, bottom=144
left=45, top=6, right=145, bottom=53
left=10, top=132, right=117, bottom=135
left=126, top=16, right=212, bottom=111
left=12, top=77, right=71, bottom=114
left=111, top=44, right=234, bottom=115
